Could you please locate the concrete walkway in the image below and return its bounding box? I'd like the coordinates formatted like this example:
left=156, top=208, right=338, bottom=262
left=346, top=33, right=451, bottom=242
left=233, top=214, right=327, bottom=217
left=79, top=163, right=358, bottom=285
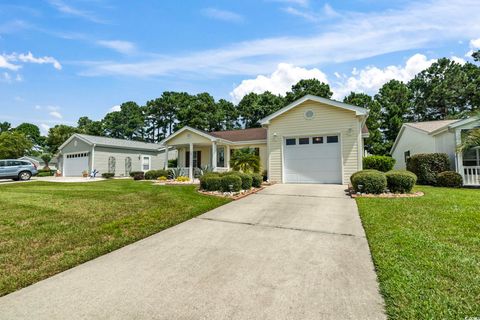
left=0, top=184, right=385, bottom=320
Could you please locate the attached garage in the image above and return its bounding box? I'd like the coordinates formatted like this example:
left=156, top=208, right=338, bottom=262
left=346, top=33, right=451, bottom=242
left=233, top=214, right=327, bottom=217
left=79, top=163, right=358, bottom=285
left=63, top=152, right=90, bottom=177
left=283, top=135, right=342, bottom=184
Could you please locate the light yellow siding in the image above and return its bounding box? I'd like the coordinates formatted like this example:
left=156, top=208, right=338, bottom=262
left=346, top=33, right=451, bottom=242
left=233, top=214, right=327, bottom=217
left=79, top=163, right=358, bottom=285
left=266, top=101, right=363, bottom=184
left=178, top=146, right=211, bottom=167
left=392, top=127, right=435, bottom=170
left=167, top=130, right=212, bottom=145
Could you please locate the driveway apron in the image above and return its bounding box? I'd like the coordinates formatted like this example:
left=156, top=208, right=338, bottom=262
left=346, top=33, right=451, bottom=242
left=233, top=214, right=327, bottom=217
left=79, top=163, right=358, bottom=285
left=0, top=184, right=385, bottom=320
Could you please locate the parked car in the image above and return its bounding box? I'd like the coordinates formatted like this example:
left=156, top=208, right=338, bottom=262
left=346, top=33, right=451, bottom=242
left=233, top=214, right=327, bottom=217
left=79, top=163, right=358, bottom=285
left=0, top=159, right=38, bottom=181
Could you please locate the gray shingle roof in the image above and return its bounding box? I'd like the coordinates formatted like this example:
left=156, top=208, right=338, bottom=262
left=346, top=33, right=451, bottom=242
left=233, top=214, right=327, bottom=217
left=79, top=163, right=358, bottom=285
left=404, top=119, right=459, bottom=133
left=77, top=134, right=162, bottom=151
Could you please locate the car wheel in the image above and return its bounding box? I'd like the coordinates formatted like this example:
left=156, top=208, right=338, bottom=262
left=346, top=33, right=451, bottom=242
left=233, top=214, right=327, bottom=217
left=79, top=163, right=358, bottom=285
left=18, top=171, right=32, bottom=181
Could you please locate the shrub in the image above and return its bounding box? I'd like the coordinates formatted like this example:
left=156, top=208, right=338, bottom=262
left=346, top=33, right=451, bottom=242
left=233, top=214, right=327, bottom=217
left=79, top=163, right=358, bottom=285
left=144, top=170, right=169, bottom=180
left=235, top=172, right=252, bottom=190
left=101, top=172, right=115, bottom=179
left=351, top=170, right=387, bottom=194
left=176, top=176, right=190, bottom=182
left=385, top=170, right=417, bottom=193
left=406, top=153, right=450, bottom=185
left=202, top=175, right=222, bottom=191
left=220, top=174, right=242, bottom=192
left=230, top=148, right=260, bottom=173
left=251, top=174, right=263, bottom=188
left=37, top=172, right=52, bottom=177
left=363, top=156, right=396, bottom=172
left=200, top=172, right=220, bottom=189
left=350, top=169, right=381, bottom=184
left=436, top=171, right=463, bottom=187
left=157, top=176, right=167, bottom=181
left=130, top=171, right=144, bottom=180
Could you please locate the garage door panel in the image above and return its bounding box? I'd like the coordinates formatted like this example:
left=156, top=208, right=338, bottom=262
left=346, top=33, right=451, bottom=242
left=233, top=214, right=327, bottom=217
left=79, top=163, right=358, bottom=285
left=64, top=153, right=89, bottom=177
left=284, top=136, right=341, bottom=184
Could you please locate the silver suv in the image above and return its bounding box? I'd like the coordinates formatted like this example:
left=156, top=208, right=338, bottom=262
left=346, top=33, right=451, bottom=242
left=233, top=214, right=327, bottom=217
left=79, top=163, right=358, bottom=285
left=0, top=159, right=38, bottom=181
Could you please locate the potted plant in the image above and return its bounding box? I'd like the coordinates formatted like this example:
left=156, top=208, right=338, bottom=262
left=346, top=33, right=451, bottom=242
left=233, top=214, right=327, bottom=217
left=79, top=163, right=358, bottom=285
left=82, top=170, right=89, bottom=177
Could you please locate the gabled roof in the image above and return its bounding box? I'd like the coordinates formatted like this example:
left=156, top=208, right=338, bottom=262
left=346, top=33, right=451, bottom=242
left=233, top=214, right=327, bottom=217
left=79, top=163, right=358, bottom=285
left=259, top=94, right=368, bottom=125
left=160, top=126, right=219, bottom=145
left=404, top=120, right=458, bottom=134
left=210, top=128, right=267, bottom=142
left=59, top=134, right=163, bottom=152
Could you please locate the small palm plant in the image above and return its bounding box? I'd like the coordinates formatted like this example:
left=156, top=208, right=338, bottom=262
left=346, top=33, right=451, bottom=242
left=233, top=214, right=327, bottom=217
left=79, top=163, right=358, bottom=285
left=457, top=128, right=480, bottom=152
left=230, top=148, right=260, bottom=173
left=40, top=153, right=52, bottom=170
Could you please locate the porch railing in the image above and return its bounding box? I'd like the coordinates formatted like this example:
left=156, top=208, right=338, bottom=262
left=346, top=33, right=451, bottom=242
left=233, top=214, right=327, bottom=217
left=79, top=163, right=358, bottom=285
left=463, top=166, right=480, bottom=186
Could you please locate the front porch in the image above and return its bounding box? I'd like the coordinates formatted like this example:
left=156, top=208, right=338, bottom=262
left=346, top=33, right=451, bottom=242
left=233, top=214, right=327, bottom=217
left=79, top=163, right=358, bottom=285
left=455, top=124, right=480, bottom=186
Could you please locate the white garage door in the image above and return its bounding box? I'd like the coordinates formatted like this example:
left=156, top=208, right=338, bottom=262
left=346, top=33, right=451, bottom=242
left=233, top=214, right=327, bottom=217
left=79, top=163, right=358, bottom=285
left=64, top=152, right=89, bottom=177
left=283, top=135, right=342, bottom=184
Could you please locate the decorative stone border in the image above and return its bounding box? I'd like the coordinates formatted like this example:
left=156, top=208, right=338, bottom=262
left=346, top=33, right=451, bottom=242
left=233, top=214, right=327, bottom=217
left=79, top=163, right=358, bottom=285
left=198, top=186, right=266, bottom=200
left=347, top=185, right=424, bottom=198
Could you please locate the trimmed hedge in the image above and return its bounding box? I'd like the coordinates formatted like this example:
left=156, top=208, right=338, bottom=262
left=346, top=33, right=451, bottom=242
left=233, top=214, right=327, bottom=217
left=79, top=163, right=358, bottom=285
left=220, top=174, right=242, bottom=192
left=236, top=172, right=253, bottom=190
left=101, top=173, right=115, bottom=179
left=351, top=170, right=387, bottom=194
left=144, top=169, right=170, bottom=180
left=385, top=170, right=417, bottom=193
left=436, top=171, right=463, bottom=187
left=363, top=156, right=396, bottom=172
left=130, top=171, right=144, bottom=180
left=199, top=172, right=220, bottom=190
left=203, top=175, right=222, bottom=191
left=251, top=174, right=263, bottom=188
left=350, top=169, right=381, bottom=184
left=406, top=153, right=450, bottom=185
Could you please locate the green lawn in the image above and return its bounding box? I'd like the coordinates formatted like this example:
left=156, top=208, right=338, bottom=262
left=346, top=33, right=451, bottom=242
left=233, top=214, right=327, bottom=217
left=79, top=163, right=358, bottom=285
left=356, top=186, right=480, bottom=320
left=0, top=180, right=229, bottom=296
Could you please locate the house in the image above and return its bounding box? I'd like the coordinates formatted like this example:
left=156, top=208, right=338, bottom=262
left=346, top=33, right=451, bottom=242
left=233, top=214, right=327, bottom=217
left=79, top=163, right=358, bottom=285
left=57, top=134, right=176, bottom=177
left=161, top=95, right=369, bottom=184
left=391, top=116, right=480, bottom=186
left=18, top=155, right=58, bottom=170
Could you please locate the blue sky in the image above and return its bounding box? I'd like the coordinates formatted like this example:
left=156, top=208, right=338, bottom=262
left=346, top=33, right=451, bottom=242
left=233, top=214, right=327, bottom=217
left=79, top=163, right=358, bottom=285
left=1, top=0, right=479, bottom=134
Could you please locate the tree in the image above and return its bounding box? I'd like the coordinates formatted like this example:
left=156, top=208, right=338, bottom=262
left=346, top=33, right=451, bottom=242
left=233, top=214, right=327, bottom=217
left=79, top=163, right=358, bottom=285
left=229, top=148, right=260, bottom=173
left=343, top=92, right=386, bottom=155
left=0, top=122, right=11, bottom=133
left=176, top=93, right=218, bottom=131
left=46, top=125, right=79, bottom=154
left=285, top=79, right=333, bottom=104
left=14, top=123, right=42, bottom=146
left=238, top=92, right=285, bottom=128
left=40, top=153, right=52, bottom=169
left=472, top=50, right=480, bottom=62
left=375, top=80, right=412, bottom=152
left=216, top=99, right=240, bottom=130
left=103, top=102, right=145, bottom=140
left=408, top=58, right=472, bottom=121
left=0, top=131, right=33, bottom=158
left=77, top=117, right=104, bottom=136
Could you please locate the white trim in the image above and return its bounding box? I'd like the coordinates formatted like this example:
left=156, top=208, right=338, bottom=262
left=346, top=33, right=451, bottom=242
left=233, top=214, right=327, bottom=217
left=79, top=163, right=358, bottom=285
left=259, top=95, right=368, bottom=125
left=91, top=144, right=96, bottom=171
left=445, top=116, right=480, bottom=130
left=141, top=155, right=151, bottom=172
left=228, top=139, right=267, bottom=145
left=160, top=126, right=217, bottom=145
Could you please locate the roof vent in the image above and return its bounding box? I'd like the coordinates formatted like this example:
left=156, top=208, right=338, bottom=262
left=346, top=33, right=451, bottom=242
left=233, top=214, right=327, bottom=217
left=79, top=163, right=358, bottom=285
left=304, top=109, right=315, bottom=120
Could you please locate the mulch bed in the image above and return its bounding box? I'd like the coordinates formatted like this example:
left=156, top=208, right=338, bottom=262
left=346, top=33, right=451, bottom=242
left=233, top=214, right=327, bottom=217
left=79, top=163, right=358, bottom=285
left=347, top=185, right=424, bottom=198
left=198, top=186, right=266, bottom=200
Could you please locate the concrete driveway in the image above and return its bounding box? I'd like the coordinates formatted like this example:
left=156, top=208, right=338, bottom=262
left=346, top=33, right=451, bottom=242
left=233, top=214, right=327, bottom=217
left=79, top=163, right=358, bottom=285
left=0, top=184, right=385, bottom=320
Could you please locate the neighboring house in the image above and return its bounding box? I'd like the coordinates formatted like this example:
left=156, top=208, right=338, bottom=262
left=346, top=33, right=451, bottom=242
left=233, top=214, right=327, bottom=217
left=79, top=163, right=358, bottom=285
left=18, top=156, right=58, bottom=170
left=161, top=95, right=369, bottom=184
left=57, top=134, right=176, bottom=177
left=391, top=116, right=480, bottom=186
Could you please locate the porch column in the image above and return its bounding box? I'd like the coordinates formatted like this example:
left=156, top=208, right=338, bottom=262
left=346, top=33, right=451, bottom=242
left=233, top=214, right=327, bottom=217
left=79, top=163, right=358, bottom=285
left=455, top=129, right=464, bottom=178
left=226, top=145, right=230, bottom=170
left=189, top=143, right=194, bottom=180
left=212, top=141, right=217, bottom=172
left=164, top=144, right=169, bottom=169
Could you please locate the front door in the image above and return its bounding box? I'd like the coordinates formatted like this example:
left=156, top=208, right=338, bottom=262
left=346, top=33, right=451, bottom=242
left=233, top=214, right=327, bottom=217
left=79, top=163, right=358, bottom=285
left=186, top=151, right=202, bottom=168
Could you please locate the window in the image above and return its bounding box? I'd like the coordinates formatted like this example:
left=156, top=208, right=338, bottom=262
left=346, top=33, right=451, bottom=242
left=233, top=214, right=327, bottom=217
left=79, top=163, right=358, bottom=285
left=404, top=150, right=410, bottom=163
left=299, top=137, right=309, bottom=145
left=217, top=147, right=225, bottom=167
left=0, top=161, right=4, bottom=167
left=186, top=151, right=201, bottom=168
left=142, top=156, right=150, bottom=171
left=6, top=160, right=22, bottom=166
left=109, top=156, right=116, bottom=173
left=463, top=148, right=480, bottom=166
left=312, top=137, right=323, bottom=144
left=254, top=147, right=260, bottom=156
left=286, top=138, right=296, bottom=146
left=327, top=136, right=339, bottom=143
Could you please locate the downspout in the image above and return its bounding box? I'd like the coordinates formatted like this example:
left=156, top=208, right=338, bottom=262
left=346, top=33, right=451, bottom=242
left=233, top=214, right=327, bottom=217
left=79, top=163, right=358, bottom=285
left=91, top=144, right=96, bottom=173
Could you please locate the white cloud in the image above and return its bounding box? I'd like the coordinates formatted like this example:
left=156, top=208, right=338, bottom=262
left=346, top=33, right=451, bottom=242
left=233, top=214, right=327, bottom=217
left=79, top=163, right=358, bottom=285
left=281, top=7, right=317, bottom=21
left=0, top=55, right=21, bottom=70
left=201, top=8, right=244, bottom=23
left=40, top=123, right=50, bottom=135
left=97, top=40, right=137, bottom=55
left=81, top=0, right=480, bottom=78
left=230, top=63, right=328, bottom=102
left=48, top=0, right=106, bottom=24
left=451, top=56, right=466, bottom=64
left=49, top=111, right=63, bottom=119
left=1, top=71, right=22, bottom=83
left=14, top=52, right=62, bottom=70
left=109, top=105, right=121, bottom=112
left=331, top=54, right=436, bottom=99
left=465, top=38, right=480, bottom=57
